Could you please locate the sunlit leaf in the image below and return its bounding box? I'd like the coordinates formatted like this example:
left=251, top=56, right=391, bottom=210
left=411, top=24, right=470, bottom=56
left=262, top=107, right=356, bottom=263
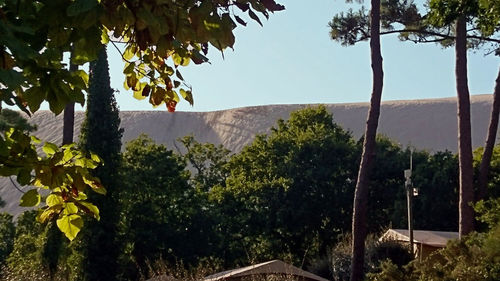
left=63, top=202, right=79, bottom=215
left=57, top=214, right=83, bottom=241
left=79, top=201, right=100, bottom=220
left=46, top=194, right=63, bottom=207
left=180, top=89, right=194, bottom=105
left=42, top=142, right=59, bottom=156
left=37, top=205, right=62, bottom=223
left=123, top=46, right=136, bottom=61
left=90, top=153, right=101, bottom=163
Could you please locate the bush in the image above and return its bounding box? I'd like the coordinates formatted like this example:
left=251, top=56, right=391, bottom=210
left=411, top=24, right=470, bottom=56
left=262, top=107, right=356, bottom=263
left=368, top=225, right=500, bottom=281
left=329, top=233, right=413, bottom=281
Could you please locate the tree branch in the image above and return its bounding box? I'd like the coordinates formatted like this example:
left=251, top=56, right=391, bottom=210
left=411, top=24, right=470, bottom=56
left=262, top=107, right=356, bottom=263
left=378, top=29, right=500, bottom=44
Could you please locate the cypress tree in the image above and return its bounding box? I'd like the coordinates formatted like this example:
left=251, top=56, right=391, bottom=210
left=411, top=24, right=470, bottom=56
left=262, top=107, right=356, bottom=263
left=77, top=45, right=123, bottom=281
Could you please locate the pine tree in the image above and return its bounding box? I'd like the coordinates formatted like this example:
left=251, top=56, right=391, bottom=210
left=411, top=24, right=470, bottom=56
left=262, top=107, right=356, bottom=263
left=76, top=45, right=123, bottom=281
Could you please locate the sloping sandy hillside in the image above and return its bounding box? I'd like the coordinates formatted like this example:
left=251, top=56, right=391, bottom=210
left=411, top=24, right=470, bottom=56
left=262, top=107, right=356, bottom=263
left=0, top=94, right=496, bottom=216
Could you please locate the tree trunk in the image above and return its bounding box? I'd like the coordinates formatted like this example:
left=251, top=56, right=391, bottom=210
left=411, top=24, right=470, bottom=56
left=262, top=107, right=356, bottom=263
left=455, top=16, right=474, bottom=237
left=62, top=53, right=78, bottom=145
left=477, top=66, right=500, bottom=201
left=62, top=102, right=75, bottom=145
left=350, top=0, right=383, bottom=280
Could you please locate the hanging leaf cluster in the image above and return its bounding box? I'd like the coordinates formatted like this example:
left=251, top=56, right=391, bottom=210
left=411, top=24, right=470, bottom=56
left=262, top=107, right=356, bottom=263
left=0, top=0, right=283, bottom=240
left=0, top=128, right=104, bottom=240
left=0, top=0, right=285, bottom=113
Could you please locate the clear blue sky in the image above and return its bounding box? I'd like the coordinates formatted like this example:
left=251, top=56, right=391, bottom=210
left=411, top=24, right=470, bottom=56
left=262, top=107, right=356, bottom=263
left=101, top=0, right=499, bottom=112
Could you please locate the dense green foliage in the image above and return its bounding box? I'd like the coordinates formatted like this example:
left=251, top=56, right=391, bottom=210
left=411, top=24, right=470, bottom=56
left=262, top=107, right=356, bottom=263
left=329, top=0, right=500, bottom=51
left=1, top=106, right=498, bottom=280
left=118, top=136, right=191, bottom=278
left=211, top=106, right=358, bottom=264
left=179, top=135, right=231, bottom=192
left=474, top=146, right=500, bottom=199
left=369, top=220, right=500, bottom=281
left=328, top=234, right=413, bottom=281
left=0, top=213, right=14, bottom=267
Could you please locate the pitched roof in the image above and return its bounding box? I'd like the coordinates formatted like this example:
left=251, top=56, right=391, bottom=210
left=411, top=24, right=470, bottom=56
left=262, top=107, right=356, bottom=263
left=381, top=229, right=459, bottom=247
left=203, top=260, right=330, bottom=281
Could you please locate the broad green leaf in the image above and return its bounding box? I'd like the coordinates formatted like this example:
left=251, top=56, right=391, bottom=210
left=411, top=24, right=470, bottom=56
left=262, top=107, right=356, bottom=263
left=90, top=153, right=101, bottom=163
left=17, top=168, right=32, bottom=186
left=91, top=184, right=106, bottom=195
left=0, top=69, right=24, bottom=89
left=101, top=28, right=110, bottom=44
left=133, top=84, right=148, bottom=100
left=126, top=74, right=139, bottom=90
left=79, top=201, right=100, bottom=220
left=48, top=28, right=71, bottom=47
left=180, top=89, right=194, bottom=105
left=31, top=136, right=41, bottom=144
left=20, top=189, right=41, bottom=207
left=62, top=148, right=76, bottom=163
left=83, top=175, right=106, bottom=195
left=57, top=214, right=83, bottom=241
left=75, top=157, right=98, bottom=169
left=42, top=142, right=59, bottom=156
left=37, top=205, right=62, bottom=223
left=73, top=70, right=89, bottom=88
left=67, top=0, right=98, bottom=17
left=137, top=7, right=160, bottom=29
left=24, top=87, right=46, bottom=113
left=123, top=46, right=136, bottom=61
left=46, top=194, right=63, bottom=207
left=173, top=53, right=190, bottom=66
left=63, top=202, right=78, bottom=215
left=74, top=191, right=88, bottom=200
left=123, top=62, right=135, bottom=75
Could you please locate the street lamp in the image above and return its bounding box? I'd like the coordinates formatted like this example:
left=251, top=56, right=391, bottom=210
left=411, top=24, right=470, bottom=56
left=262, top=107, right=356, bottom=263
left=404, top=149, right=418, bottom=256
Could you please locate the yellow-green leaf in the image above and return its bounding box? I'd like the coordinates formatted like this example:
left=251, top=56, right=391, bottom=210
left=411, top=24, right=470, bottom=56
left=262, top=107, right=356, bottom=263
left=90, top=153, right=101, bottom=163
left=101, top=28, right=110, bottom=44
left=46, top=194, right=63, bottom=207
left=123, top=46, right=135, bottom=61
left=80, top=201, right=100, bottom=220
left=83, top=176, right=106, bottom=195
left=43, top=142, right=59, bottom=156
left=63, top=202, right=78, bottom=215
left=57, top=214, right=83, bottom=241
left=37, top=206, right=62, bottom=223
left=180, top=89, right=194, bottom=105
left=20, top=189, right=41, bottom=207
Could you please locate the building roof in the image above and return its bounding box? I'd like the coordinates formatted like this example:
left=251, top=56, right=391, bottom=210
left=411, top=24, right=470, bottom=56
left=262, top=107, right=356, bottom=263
left=381, top=229, right=459, bottom=248
left=203, top=260, right=330, bottom=281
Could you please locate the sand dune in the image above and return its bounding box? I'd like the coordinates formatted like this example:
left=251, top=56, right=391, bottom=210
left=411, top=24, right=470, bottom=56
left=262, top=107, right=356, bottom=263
left=0, top=94, right=497, bottom=216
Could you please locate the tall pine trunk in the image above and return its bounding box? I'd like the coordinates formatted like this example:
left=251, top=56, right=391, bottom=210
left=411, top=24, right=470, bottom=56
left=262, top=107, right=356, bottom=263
left=455, top=16, right=474, bottom=237
left=62, top=103, right=74, bottom=145
left=477, top=66, right=500, bottom=201
left=350, top=0, right=383, bottom=280
left=62, top=60, right=78, bottom=145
